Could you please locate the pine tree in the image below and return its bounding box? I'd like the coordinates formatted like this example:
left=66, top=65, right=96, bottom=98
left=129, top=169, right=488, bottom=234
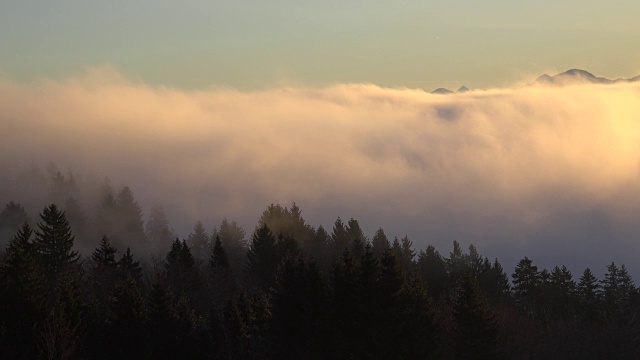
left=148, top=275, right=180, bottom=358
left=187, top=221, right=210, bottom=262
left=417, top=245, right=449, bottom=299
left=117, top=247, right=142, bottom=281
left=34, top=204, right=79, bottom=282
left=113, top=186, right=146, bottom=253
left=354, top=243, right=379, bottom=357
left=330, top=249, right=359, bottom=357
left=64, top=197, right=87, bottom=246
left=399, top=235, right=416, bottom=274
left=309, top=225, right=330, bottom=270
left=549, top=265, right=577, bottom=317
left=347, top=218, right=367, bottom=260
left=330, top=217, right=351, bottom=256
left=0, top=201, right=30, bottom=247
left=401, top=275, right=438, bottom=359
left=145, top=204, right=174, bottom=256
left=270, top=256, right=330, bottom=358
left=213, top=219, right=247, bottom=278
left=577, top=267, right=601, bottom=321
left=446, top=240, right=466, bottom=282
left=0, top=222, right=46, bottom=358
left=165, top=239, right=199, bottom=295
left=478, top=258, right=511, bottom=305
left=92, top=236, right=117, bottom=267
left=452, top=272, right=501, bottom=359
left=601, top=262, right=620, bottom=313
left=108, top=275, right=148, bottom=358
left=511, top=257, right=540, bottom=310
left=210, top=236, right=234, bottom=310
left=616, top=264, right=636, bottom=312
left=371, top=227, right=390, bottom=259
left=246, top=224, right=279, bottom=289
left=210, top=236, right=230, bottom=270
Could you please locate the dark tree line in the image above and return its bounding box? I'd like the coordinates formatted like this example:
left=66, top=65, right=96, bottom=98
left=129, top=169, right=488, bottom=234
left=1, top=201, right=640, bottom=359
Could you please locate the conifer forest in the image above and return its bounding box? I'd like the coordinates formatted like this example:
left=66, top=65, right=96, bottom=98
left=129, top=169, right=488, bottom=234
left=1, top=167, right=639, bottom=359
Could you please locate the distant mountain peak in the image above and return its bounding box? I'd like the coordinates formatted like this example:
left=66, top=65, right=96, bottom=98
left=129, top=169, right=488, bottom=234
left=533, top=68, right=637, bottom=86
left=431, top=88, right=453, bottom=94
left=457, top=86, right=470, bottom=93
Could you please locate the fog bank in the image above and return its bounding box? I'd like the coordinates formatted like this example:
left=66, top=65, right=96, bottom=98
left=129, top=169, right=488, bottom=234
left=2, top=68, right=640, bottom=276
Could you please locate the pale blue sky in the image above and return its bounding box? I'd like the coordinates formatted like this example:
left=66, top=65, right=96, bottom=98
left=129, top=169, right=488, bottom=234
left=1, top=1, right=639, bottom=89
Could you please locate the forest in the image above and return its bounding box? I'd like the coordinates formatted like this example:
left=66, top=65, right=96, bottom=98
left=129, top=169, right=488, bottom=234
left=1, top=167, right=639, bottom=359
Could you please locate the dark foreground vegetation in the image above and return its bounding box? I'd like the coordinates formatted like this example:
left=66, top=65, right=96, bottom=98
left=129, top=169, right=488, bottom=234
left=1, top=169, right=639, bottom=359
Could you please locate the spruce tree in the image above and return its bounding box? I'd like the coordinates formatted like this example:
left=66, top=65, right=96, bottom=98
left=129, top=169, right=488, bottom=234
left=601, top=262, right=620, bottom=313
left=187, top=221, right=210, bottom=262
left=113, top=186, right=146, bottom=253
left=246, top=224, right=279, bottom=289
left=92, top=236, right=117, bottom=267
left=446, top=240, right=466, bottom=282
left=117, top=247, right=142, bottom=281
left=400, top=235, right=416, bottom=274
left=0, top=201, right=29, bottom=247
left=331, top=249, right=359, bottom=357
left=148, top=275, right=180, bottom=358
left=330, top=217, right=351, bottom=256
left=512, top=257, right=540, bottom=310
left=347, top=218, right=367, bottom=260
left=213, top=219, right=247, bottom=277
left=0, top=222, right=46, bottom=358
left=417, top=245, right=448, bottom=299
left=34, top=204, right=79, bottom=281
left=371, top=227, right=390, bottom=259
left=108, top=275, right=148, bottom=358
left=577, top=267, right=601, bottom=321
left=210, top=236, right=234, bottom=310
left=452, top=272, right=501, bottom=359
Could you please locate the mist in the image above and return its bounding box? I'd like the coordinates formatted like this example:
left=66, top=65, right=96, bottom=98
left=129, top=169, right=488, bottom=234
left=2, top=67, right=640, bottom=276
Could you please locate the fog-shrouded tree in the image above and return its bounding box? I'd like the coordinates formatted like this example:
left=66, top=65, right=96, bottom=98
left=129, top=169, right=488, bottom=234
left=399, top=235, right=416, bottom=275
left=446, top=240, right=466, bottom=283
left=63, top=197, right=88, bottom=247
left=0, top=201, right=30, bottom=248
left=330, top=217, right=351, bottom=257
left=347, top=218, right=367, bottom=261
left=187, top=221, right=210, bottom=262
left=246, top=224, right=279, bottom=289
left=113, top=186, right=146, bottom=253
left=92, top=236, right=117, bottom=268
left=210, top=236, right=234, bottom=310
left=371, top=227, right=390, bottom=259
left=257, top=203, right=314, bottom=251
left=145, top=204, right=174, bottom=256
left=165, top=239, right=199, bottom=297
left=213, top=218, right=247, bottom=278
left=417, top=245, right=448, bottom=299
left=34, top=204, right=80, bottom=283
left=309, top=225, right=330, bottom=269
left=117, top=247, right=142, bottom=282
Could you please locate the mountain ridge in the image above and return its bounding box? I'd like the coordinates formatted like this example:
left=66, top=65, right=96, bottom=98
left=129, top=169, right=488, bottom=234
left=430, top=69, right=640, bottom=94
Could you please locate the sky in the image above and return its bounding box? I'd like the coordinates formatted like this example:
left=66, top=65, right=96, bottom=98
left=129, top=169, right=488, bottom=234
left=1, top=1, right=639, bottom=90
left=2, top=1, right=640, bottom=277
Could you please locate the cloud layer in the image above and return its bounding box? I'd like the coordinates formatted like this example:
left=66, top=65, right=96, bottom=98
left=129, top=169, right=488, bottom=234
left=2, top=68, right=640, bottom=275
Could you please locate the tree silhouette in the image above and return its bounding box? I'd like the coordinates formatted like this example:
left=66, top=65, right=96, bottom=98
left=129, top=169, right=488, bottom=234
left=34, top=204, right=79, bottom=283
